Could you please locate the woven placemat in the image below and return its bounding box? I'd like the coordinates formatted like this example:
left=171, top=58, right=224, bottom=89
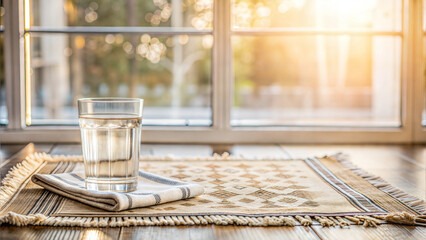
left=0, top=153, right=425, bottom=227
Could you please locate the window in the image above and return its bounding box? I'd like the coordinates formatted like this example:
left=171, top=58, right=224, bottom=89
left=231, top=0, right=402, bottom=127
left=416, top=0, right=426, bottom=141
left=1, top=0, right=426, bottom=143
left=26, top=0, right=212, bottom=126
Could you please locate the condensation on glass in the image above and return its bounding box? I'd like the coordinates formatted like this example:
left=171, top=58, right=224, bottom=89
left=25, top=1, right=213, bottom=126
left=0, top=0, right=6, bottom=125
left=231, top=0, right=402, bottom=127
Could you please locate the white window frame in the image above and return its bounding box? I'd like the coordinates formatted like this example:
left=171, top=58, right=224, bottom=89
left=1, top=0, right=425, bottom=144
left=414, top=0, right=426, bottom=142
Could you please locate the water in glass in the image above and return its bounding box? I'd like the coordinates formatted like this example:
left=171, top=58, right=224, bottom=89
left=79, top=114, right=141, bottom=192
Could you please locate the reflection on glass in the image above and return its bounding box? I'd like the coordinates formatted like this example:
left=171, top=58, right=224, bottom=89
left=232, top=0, right=401, bottom=31
left=28, top=34, right=212, bottom=126
left=232, top=35, right=401, bottom=127
left=29, top=0, right=213, bottom=29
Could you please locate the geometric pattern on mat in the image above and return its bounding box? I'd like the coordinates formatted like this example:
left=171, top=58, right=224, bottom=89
left=56, top=159, right=376, bottom=216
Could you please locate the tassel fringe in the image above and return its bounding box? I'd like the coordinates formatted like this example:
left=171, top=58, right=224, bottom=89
left=0, top=212, right=391, bottom=228
left=331, top=153, right=426, bottom=216
left=0, top=153, right=48, bottom=207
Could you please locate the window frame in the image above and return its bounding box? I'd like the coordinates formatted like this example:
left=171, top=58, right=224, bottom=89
left=1, top=0, right=425, bottom=144
left=0, top=1, right=5, bottom=125
left=414, top=0, right=426, bottom=142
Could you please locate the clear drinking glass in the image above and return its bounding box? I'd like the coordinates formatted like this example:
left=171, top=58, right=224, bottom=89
left=78, top=98, right=143, bottom=192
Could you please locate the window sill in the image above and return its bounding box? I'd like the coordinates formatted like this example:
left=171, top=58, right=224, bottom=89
left=0, top=125, right=413, bottom=144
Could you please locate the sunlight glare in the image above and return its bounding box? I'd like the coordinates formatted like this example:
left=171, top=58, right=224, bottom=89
left=81, top=230, right=106, bottom=240
left=24, top=33, right=31, bottom=125
left=278, top=2, right=291, bottom=13
left=256, top=6, right=271, bottom=17
left=326, top=0, right=377, bottom=24
left=24, top=0, right=31, bottom=30
left=202, top=35, right=214, bottom=49
left=338, top=0, right=376, bottom=13
left=291, top=0, right=306, bottom=9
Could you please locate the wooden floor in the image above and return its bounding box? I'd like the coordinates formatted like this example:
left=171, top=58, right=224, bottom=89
left=0, top=143, right=425, bottom=240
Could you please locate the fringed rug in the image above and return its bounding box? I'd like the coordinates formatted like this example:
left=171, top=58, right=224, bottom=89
left=0, top=152, right=425, bottom=228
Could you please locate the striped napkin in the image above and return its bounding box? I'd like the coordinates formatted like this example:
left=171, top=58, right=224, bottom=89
left=31, top=171, right=204, bottom=211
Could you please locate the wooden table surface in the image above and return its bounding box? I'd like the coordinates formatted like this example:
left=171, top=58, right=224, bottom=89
left=0, top=143, right=425, bottom=240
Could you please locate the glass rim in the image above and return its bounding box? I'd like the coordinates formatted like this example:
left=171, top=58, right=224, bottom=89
left=78, top=98, right=143, bottom=103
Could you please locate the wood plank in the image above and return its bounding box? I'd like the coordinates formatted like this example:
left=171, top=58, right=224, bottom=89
left=0, top=144, right=26, bottom=160
left=146, top=144, right=213, bottom=157
left=0, top=143, right=54, bottom=183
left=312, top=224, right=426, bottom=240
left=280, top=145, right=420, bottom=168
left=398, top=144, right=426, bottom=169
left=281, top=145, right=426, bottom=200
left=120, top=226, right=215, bottom=240
left=231, top=144, right=290, bottom=159
left=121, top=226, right=321, bottom=240
left=281, top=144, right=423, bottom=169
left=363, top=169, right=425, bottom=200
left=0, top=144, right=121, bottom=240
left=50, top=144, right=82, bottom=155
left=0, top=226, right=120, bottom=240
left=50, top=144, right=154, bottom=156
left=211, top=144, right=233, bottom=155
left=212, top=226, right=320, bottom=240
left=51, top=144, right=288, bottom=158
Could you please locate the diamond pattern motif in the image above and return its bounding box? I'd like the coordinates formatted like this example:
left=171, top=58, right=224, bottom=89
left=210, top=190, right=238, bottom=199
left=172, top=174, right=190, bottom=179
left=140, top=160, right=320, bottom=211
left=249, top=190, right=279, bottom=200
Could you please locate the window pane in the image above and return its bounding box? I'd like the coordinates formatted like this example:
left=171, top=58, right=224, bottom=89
left=232, top=35, right=401, bottom=127
left=28, top=33, right=212, bottom=126
left=30, top=0, right=212, bottom=29
left=232, top=0, right=401, bottom=31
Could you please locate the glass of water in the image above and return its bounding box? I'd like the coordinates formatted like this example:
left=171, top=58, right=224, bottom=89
left=78, top=98, right=143, bottom=192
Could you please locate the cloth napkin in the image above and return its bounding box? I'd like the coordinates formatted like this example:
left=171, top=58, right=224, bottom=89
left=31, top=171, right=204, bottom=211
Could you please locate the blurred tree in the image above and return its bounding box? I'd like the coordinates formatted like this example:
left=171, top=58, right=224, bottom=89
left=63, top=0, right=211, bottom=109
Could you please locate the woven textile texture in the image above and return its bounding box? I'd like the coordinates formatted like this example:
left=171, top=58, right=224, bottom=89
left=0, top=153, right=425, bottom=227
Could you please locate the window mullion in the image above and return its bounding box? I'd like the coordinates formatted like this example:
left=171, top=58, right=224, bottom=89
left=25, top=26, right=212, bottom=35
left=400, top=0, right=416, bottom=141
left=4, top=0, right=24, bottom=129
left=413, top=0, right=426, bottom=141
left=232, top=28, right=402, bottom=36
left=212, top=0, right=232, bottom=130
